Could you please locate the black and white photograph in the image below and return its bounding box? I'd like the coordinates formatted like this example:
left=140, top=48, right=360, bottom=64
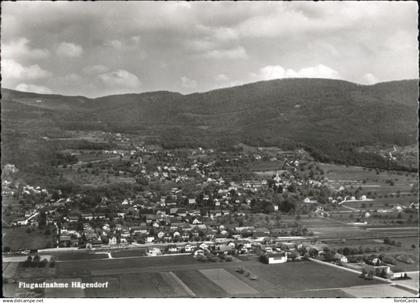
left=1, top=1, right=419, bottom=300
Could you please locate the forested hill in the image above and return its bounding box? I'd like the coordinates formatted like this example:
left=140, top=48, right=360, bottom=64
left=1, top=78, right=418, bottom=170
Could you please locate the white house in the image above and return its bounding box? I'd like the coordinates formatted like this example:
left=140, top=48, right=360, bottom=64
left=267, top=253, right=287, bottom=264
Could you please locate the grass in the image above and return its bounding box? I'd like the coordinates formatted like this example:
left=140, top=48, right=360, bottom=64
left=200, top=268, right=259, bottom=296
left=84, top=276, right=121, bottom=298
left=2, top=227, right=54, bottom=250
left=241, top=260, right=384, bottom=292
left=57, top=255, right=197, bottom=276
left=44, top=278, right=85, bottom=298
left=320, top=163, right=417, bottom=196
left=57, top=252, right=109, bottom=261
left=118, top=272, right=184, bottom=297
left=111, top=249, right=146, bottom=258
left=175, top=270, right=228, bottom=297
left=285, top=289, right=353, bottom=298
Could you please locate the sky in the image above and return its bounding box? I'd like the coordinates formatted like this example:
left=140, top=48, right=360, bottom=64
left=1, top=1, right=418, bottom=97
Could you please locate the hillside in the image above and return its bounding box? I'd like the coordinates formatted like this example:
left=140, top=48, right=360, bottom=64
left=1, top=78, right=418, bottom=171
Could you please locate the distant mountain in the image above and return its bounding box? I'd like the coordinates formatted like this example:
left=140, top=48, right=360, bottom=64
left=1, top=78, right=418, bottom=170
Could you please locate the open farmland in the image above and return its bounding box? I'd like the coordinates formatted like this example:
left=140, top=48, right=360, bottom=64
left=320, top=163, right=418, bottom=197
left=237, top=260, right=383, bottom=295
left=118, top=272, right=187, bottom=297
left=2, top=227, right=54, bottom=251
left=200, top=268, right=259, bottom=296
left=44, top=278, right=85, bottom=298
left=5, top=252, right=416, bottom=298
left=57, top=254, right=198, bottom=276
left=175, top=270, right=228, bottom=297
left=56, top=252, right=109, bottom=261
left=110, top=248, right=147, bottom=258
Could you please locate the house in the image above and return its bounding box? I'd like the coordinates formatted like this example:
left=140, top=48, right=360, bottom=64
left=334, top=253, right=348, bottom=263
left=167, top=245, right=178, bottom=253
left=169, top=208, right=178, bottom=215
left=81, top=213, right=93, bottom=220
left=182, top=233, right=190, bottom=241
left=266, top=253, right=287, bottom=264
left=145, top=214, right=157, bottom=223
left=109, top=236, right=117, bottom=245
left=391, top=269, right=408, bottom=280
left=177, top=208, right=187, bottom=217
left=146, top=236, right=155, bottom=243
left=196, top=224, right=207, bottom=230
left=184, top=244, right=194, bottom=252
left=214, top=234, right=227, bottom=243
left=68, top=215, right=79, bottom=222
left=303, top=197, right=317, bottom=204
left=192, top=218, right=202, bottom=225
left=147, top=247, right=162, bottom=256
left=131, top=226, right=148, bottom=234
left=199, top=242, right=209, bottom=250
left=188, top=198, right=196, bottom=205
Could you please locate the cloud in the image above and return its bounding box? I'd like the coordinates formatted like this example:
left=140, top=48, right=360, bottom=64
left=251, top=64, right=340, bottom=81
left=15, top=83, right=52, bottom=94
left=361, top=73, right=379, bottom=85
left=1, top=59, right=51, bottom=80
left=83, top=64, right=109, bottom=74
left=202, top=46, right=248, bottom=59
left=214, top=73, right=229, bottom=82
left=98, top=69, right=141, bottom=88
left=2, top=37, right=50, bottom=60
left=1, top=2, right=417, bottom=96
left=63, top=73, right=81, bottom=82
left=105, top=36, right=142, bottom=51
left=181, top=76, right=197, bottom=89
left=56, top=42, right=83, bottom=57
left=106, top=39, right=124, bottom=50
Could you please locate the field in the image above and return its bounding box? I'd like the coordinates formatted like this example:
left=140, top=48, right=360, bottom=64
left=175, top=270, right=228, bottom=297
left=56, top=252, right=109, bottom=261
left=118, top=272, right=187, bottom=297
left=320, top=163, right=417, bottom=197
left=60, top=167, right=136, bottom=186
left=200, top=268, right=259, bottom=296
left=2, top=227, right=54, bottom=250
left=5, top=250, right=417, bottom=298
left=110, top=248, right=146, bottom=258
left=57, top=255, right=198, bottom=276
left=341, top=284, right=417, bottom=298
left=236, top=260, right=382, bottom=296
left=44, top=278, right=85, bottom=298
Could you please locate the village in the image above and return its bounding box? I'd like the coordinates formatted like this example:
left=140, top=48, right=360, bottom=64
left=2, top=132, right=418, bottom=289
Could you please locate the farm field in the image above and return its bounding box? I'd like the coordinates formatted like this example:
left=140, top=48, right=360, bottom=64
left=239, top=260, right=383, bottom=294
left=320, top=163, right=417, bottom=196
left=44, top=278, right=85, bottom=298
left=57, top=254, right=198, bottom=276
left=285, top=288, right=353, bottom=298
left=110, top=248, right=147, bottom=258
left=3, top=262, right=19, bottom=279
left=339, top=197, right=416, bottom=209
left=6, top=252, right=416, bottom=298
left=118, top=272, right=186, bottom=297
left=2, top=227, right=54, bottom=251
left=56, top=252, right=109, bottom=261
left=340, top=284, right=416, bottom=298
left=83, top=276, right=120, bottom=297
left=175, top=269, right=228, bottom=297
left=200, top=268, right=259, bottom=296
left=60, top=168, right=136, bottom=186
